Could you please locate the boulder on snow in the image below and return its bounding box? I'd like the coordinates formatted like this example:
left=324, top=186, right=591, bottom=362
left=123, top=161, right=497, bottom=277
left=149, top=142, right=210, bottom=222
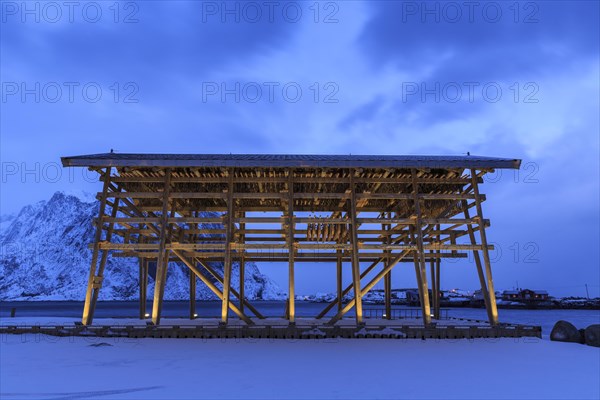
left=550, top=320, right=583, bottom=343
left=584, top=324, right=600, bottom=347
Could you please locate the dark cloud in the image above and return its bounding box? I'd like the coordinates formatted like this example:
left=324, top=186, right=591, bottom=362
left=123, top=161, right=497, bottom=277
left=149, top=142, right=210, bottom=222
left=1, top=2, right=298, bottom=85
left=359, top=1, right=599, bottom=82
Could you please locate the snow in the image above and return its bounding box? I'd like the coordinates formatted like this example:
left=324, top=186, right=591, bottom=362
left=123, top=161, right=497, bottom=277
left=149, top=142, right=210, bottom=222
left=0, top=213, right=16, bottom=236
left=60, top=189, right=98, bottom=204
left=1, top=334, right=598, bottom=399
left=0, top=191, right=285, bottom=301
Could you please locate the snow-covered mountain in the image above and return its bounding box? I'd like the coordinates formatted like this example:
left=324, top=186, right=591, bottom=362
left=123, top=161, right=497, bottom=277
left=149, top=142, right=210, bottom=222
left=0, top=191, right=285, bottom=301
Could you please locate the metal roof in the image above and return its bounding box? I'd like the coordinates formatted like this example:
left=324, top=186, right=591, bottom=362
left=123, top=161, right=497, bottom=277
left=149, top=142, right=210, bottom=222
left=61, top=153, right=521, bottom=169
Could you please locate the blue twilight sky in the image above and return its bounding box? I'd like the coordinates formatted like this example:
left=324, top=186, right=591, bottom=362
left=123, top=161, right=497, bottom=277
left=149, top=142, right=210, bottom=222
left=1, top=1, right=598, bottom=297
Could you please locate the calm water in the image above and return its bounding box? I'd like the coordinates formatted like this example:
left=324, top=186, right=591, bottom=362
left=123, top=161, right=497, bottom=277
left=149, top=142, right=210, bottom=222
left=1, top=301, right=599, bottom=335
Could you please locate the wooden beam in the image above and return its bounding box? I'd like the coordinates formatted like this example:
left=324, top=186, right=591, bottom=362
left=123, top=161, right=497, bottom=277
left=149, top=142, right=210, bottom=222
left=107, top=175, right=482, bottom=185
left=108, top=181, right=261, bottom=320
left=139, top=241, right=148, bottom=320
left=82, top=168, right=111, bottom=326
left=221, top=172, right=234, bottom=324
left=151, top=169, right=172, bottom=325
left=194, top=258, right=264, bottom=319
left=327, top=250, right=410, bottom=324
left=336, top=248, right=343, bottom=312
left=383, top=212, right=392, bottom=320
left=349, top=173, right=363, bottom=325
left=88, top=194, right=122, bottom=321
left=412, top=169, right=432, bottom=326
left=171, top=250, right=253, bottom=325
left=287, top=170, right=296, bottom=323
left=471, top=169, right=499, bottom=325
left=435, top=240, right=441, bottom=320
left=189, top=268, right=196, bottom=319
left=316, top=255, right=377, bottom=319
left=239, top=211, right=246, bottom=314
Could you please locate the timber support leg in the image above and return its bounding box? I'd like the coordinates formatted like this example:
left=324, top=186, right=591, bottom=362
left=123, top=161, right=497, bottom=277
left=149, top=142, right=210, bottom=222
left=411, top=169, right=432, bottom=326
left=221, top=172, right=235, bottom=325
left=471, top=169, right=499, bottom=325
left=82, top=168, right=113, bottom=326
left=189, top=269, right=196, bottom=319
left=151, top=169, right=172, bottom=325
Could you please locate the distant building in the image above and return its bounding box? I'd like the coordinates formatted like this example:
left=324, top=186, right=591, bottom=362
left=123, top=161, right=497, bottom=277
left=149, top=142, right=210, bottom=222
left=501, top=289, right=549, bottom=302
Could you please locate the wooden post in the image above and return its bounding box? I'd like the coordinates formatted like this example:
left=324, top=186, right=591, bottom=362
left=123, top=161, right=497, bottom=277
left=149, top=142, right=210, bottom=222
left=383, top=212, right=392, bottom=320
left=349, top=173, right=363, bottom=325
left=88, top=195, right=121, bottom=322
left=139, top=256, right=148, bottom=319
left=429, top=252, right=437, bottom=319
left=221, top=172, right=235, bottom=324
left=82, top=168, right=111, bottom=326
left=151, top=169, right=172, bottom=325
left=189, top=268, right=196, bottom=319
left=434, top=224, right=441, bottom=320
left=410, top=227, right=425, bottom=311
left=411, top=169, right=432, bottom=326
left=239, top=211, right=245, bottom=314
left=471, top=169, right=499, bottom=325
left=462, top=199, right=492, bottom=322
left=428, top=225, right=438, bottom=318
left=287, top=170, right=295, bottom=324
left=336, top=248, right=343, bottom=312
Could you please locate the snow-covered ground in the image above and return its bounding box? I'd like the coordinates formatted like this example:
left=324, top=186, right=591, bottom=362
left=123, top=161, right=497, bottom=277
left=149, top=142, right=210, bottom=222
left=1, top=334, right=598, bottom=399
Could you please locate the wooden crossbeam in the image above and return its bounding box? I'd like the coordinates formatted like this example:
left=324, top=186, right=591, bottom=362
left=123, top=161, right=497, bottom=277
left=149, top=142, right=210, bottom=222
left=327, top=250, right=411, bottom=325
left=172, top=250, right=253, bottom=325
